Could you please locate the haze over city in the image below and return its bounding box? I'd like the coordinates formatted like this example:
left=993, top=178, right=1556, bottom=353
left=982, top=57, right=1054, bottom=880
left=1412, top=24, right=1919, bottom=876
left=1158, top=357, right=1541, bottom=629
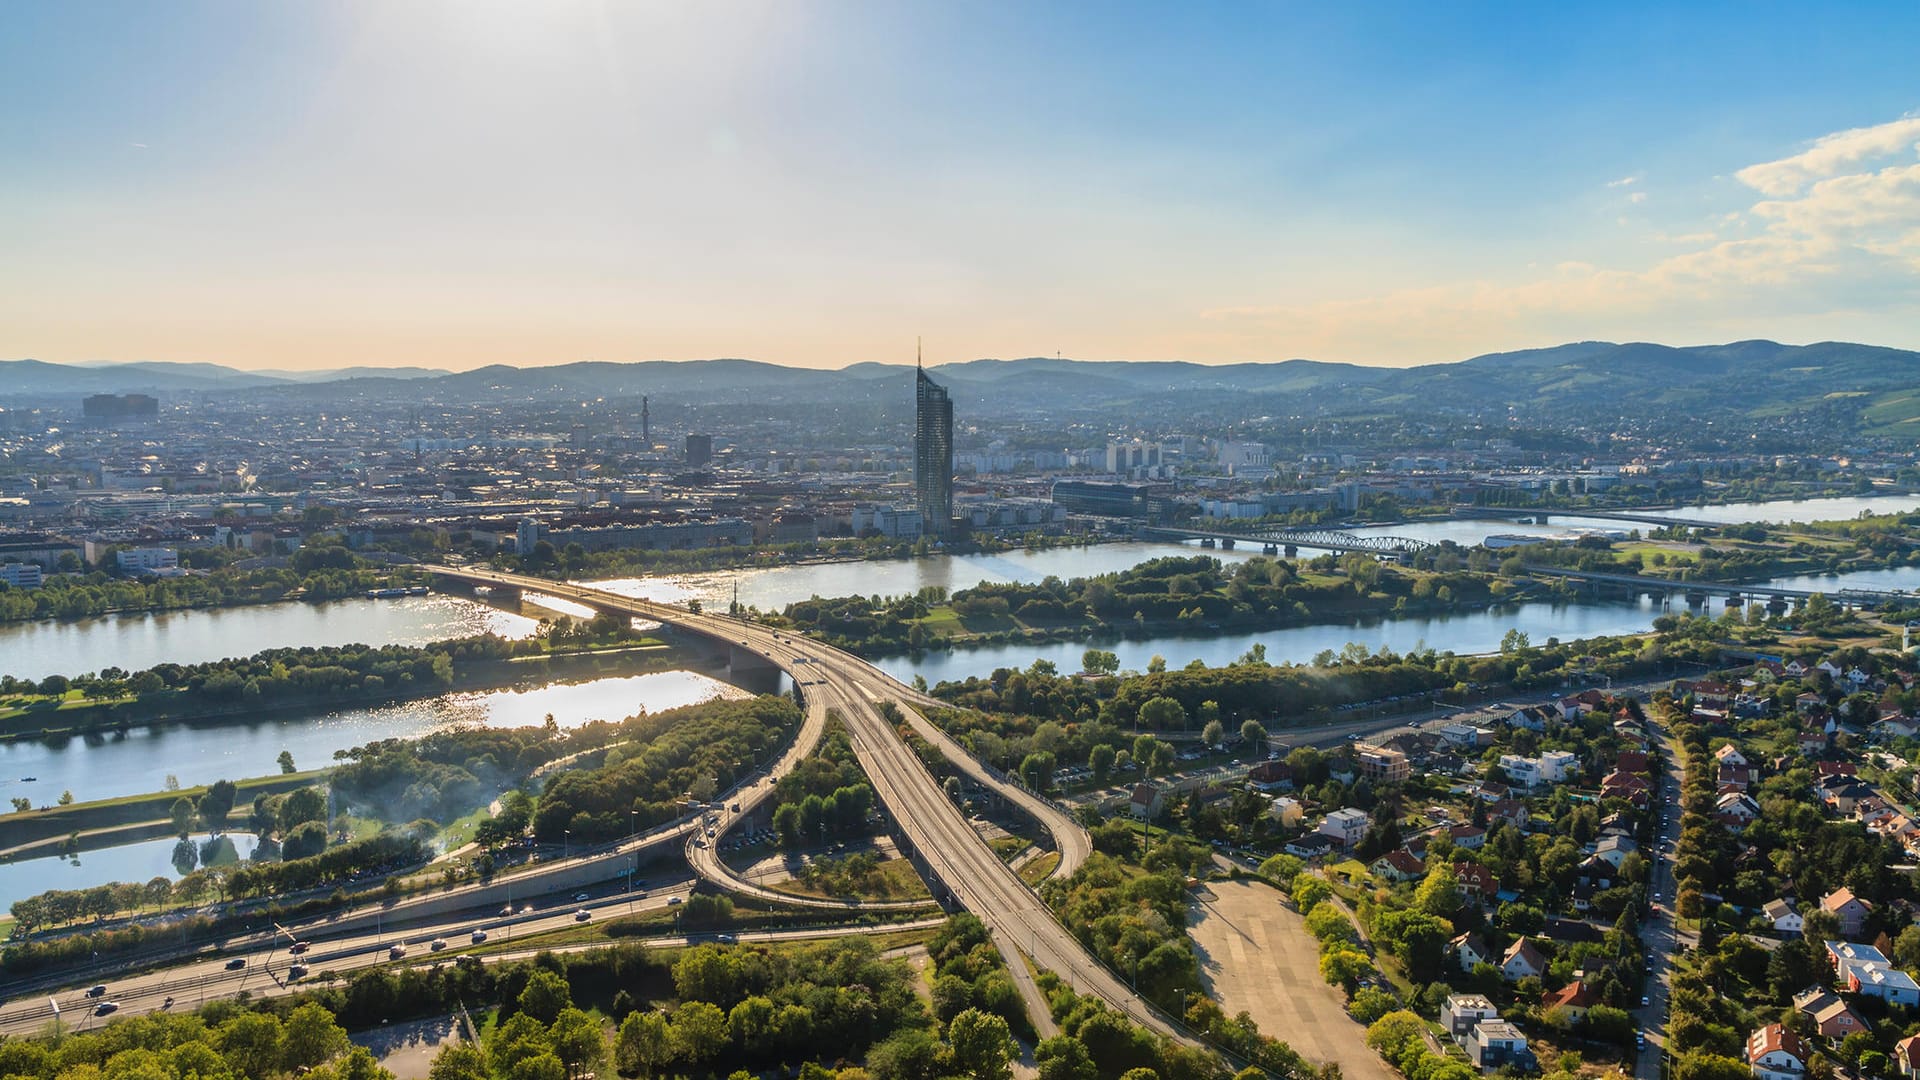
left=6, top=1, right=1920, bottom=371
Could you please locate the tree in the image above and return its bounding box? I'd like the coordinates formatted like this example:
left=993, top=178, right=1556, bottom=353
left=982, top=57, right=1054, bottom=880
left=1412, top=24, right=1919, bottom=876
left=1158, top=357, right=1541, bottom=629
left=202, top=779, right=238, bottom=828
left=1082, top=649, right=1120, bottom=675
left=1240, top=719, right=1267, bottom=755
left=1138, top=696, right=1186, bottom=730
left=1036, top=1036, right=1098, bottom=1080
left=429, top=1044, right=490, bottom=1080
left=1415, top=863, right=1463, bottom=917
left=773, top=802, right=802, bottom=848
left=1320, top=946, right=1372, bottom=991
left=284, top=1002, right=351, bottom=1070
left=947, top=1009, right=1016, bottom=1080
left=170, top=796, right=197, bottom=838
left=507, top=1053, right=567, bottom=1080
left=278, top=750, right=297, bottom=774
left=1021, top=752, right=1057, bottom=793
left=671, top=1002, right=730, bottom=1064
left=217, top=1011, right=287, bottom=1079
left=1673, top=1053, right=1756, bottom=1080
left=58, top=789, right=74, bottom=806
left=282, top=820, right=328, bottom=860
left=931, top=974, right=973, bottom=1025
left=1201, top=720, right=1225, bottom=747
left=518, top=969, right=574, bottom=1025
left=1089, top=744, right=1116, bottom=785
left=550, top=1007, right=608, bottom=1078
left=615, top=1011, right=673, bottom=1077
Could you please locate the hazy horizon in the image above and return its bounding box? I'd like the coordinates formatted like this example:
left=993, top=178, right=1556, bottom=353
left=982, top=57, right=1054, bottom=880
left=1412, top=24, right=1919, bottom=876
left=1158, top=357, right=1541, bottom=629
left=6, top=3, right=1920, bottom=373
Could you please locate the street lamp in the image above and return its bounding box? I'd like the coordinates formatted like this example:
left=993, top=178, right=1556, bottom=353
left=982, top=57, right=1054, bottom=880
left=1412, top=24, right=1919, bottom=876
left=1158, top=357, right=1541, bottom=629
left=563, top=830, right=570, bottom=861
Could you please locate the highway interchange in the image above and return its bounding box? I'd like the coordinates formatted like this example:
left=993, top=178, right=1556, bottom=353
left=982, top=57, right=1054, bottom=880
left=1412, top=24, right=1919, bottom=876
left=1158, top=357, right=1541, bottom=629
left=4, top=564, right=1692, bottom=1066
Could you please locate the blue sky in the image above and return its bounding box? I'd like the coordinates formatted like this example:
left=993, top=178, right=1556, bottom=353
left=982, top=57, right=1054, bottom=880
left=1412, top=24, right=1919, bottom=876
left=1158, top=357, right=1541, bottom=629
left=4, top=1, right=1919, bottom=370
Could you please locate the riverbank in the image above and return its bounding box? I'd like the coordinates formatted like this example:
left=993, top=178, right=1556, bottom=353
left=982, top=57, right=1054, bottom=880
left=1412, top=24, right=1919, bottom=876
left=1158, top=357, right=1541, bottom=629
left=0, top=770, right=326, bottom=857
left=0, top=639, right=686, bottom=743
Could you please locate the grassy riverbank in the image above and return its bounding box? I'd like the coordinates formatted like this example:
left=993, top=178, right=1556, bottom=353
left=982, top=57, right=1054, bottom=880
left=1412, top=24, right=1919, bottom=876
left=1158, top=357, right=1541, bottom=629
left=0, top=636, right=685, bottom=743
left=0, top=770, right=328, bottom=856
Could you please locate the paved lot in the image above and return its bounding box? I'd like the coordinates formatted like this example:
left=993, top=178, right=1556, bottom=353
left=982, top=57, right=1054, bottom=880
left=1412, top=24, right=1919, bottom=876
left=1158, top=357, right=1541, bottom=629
left=1188, top=879, right=1395, bottom=1080
left=351, top=1015, right=461, bottom=1080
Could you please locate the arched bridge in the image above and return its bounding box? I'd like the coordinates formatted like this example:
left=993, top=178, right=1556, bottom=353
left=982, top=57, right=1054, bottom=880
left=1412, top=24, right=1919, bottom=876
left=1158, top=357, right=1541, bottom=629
left=1144, top=525, right=1435, bottom=556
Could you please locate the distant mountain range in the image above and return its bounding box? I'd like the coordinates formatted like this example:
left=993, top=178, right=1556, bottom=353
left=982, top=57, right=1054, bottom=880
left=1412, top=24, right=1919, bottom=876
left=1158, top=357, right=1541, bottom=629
left=6, top=341, right=1920, bottom=435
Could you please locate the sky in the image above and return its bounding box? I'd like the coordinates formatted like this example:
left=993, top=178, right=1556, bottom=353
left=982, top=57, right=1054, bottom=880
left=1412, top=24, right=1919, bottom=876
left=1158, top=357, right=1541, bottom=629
left=4, top=1, right=1920, bottom=372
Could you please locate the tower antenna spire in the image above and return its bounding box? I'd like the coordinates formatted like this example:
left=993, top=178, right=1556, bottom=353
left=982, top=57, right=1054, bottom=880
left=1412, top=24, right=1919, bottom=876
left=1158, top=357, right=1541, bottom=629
left=917, top=337, right=922, bottom=371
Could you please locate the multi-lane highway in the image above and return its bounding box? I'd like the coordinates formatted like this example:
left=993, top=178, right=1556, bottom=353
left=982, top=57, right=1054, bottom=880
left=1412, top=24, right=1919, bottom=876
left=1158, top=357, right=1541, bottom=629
left=424, top=568, right=1180, bottom=1041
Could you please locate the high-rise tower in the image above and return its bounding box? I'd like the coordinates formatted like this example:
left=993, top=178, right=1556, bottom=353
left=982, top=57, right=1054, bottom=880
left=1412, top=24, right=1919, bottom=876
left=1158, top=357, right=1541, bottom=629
left=913, top=341, right=953, bottom=538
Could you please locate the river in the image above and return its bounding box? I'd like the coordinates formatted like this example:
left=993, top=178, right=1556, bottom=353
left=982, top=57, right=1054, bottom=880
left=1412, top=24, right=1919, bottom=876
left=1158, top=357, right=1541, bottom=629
left=0, top=670, right=749, bottom=808
left=0, top=833, right=263, bottom=911
left=0, top=491, right=1912, bottom=908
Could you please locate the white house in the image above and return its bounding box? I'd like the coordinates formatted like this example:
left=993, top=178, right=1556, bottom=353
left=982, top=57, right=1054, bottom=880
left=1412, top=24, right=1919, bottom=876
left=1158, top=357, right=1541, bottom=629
left=1467, top=1022, right=1530, bottom=1070
left=1763, top=899, right=1804, bottom=935
left=1747, top=1024, right=1807, bottom=1080
left=1319, top=807, right=1371, bottom=847
left=1268, top=796, right=1305, bottom=827
left=1715, top=744, right=1749, bottom=767
left=1440, top=994, right=1499, bottom=1041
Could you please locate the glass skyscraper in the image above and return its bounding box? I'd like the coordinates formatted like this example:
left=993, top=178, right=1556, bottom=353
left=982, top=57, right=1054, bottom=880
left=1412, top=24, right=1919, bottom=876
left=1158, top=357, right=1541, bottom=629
left=914, top=363, right=953, bottom=537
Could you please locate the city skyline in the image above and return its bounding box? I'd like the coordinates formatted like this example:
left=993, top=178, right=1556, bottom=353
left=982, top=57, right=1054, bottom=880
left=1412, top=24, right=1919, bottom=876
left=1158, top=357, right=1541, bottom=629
left=6, top=3, right=1920, bottom=372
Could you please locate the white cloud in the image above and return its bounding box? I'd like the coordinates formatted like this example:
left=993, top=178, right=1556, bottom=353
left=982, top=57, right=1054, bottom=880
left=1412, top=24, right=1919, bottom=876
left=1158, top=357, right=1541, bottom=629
left=1734, top=115, right=1920, bottom=196
left=1629, top=192, right=1648, bottom=204
left=1201, top=111, right=1920, bottom=361
left=1607, top=175, right=1639, bottom=188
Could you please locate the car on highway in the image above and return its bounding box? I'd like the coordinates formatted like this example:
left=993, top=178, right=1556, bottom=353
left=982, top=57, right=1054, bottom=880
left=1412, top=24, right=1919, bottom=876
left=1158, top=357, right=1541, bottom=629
left=1635, top=1032, right=1646, bottom=1049
left=471, top=930, right=489, bottom=944
left=430, top=938, right=447, bottom=952
left=1642, top=995, right=1651, bottom=1007
left=86, top=985, right=108, bottom=998
left=574, top=892, right=590, bottom=902
left=667, top=896, right=684, bottom=905
left=500, top=905, right=513, bottom=916
left=289, top=964, right=310, bottom=979
left=225, top=958, right=247, bottom=970
left=388, top=944, right=407, bottom=960
left=289, top=940, right=311, bottom=954
left=716, top=932, right=736, bottom=943
left=575, top=909, right=593, bottom=922
left=93, top=1002, right=119, bottom=1016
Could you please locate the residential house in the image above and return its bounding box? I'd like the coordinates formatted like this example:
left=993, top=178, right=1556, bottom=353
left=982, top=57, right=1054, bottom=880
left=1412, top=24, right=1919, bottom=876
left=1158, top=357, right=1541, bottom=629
left=1793, top=988, right=1868, bottom=1039
left=1248, top=760, right=1295, bottom=792
left=1715, top=743, right=1749, bottom=767
left=1763, top=899, right=1804, bottom=935
left=1501, top=938, right=1547, bottom=982
left=1827, top=941, right=1920, bottom=1005
left=1614, top=749, right=1652, bottom=775
left=1440, top=993, right=1499, bottom=1040
left=1797, top=692, right=1827, bottom=716
left=1127, top=783, right=1166, bottom=820
left=1284, top=833, right=1338, bottom=859
left=1718, top=763, right=1754, bottom=791
left=1602, top=769, right=1652, bottom=807
left=1747, top=1024, right=1808, bottom=1080
left=1454, top=862, right=1500, bottom=906
left=1449, top=824, right=1488, bottom=850
left=1541, top=980, right=1599, bottom=1023
left=1715, top=792, right=1761, bottom=828
left=1895, top=1034, right=1920, bottom=1078
left=1449, top=932, right=1492, bottom=973
left=1436, top=722, right=1494, bottom=749
left=1506, top=704, right=1559, bottom=732
left=1822, top=889, right=1874, bottom=937
left=1319, top=807, right=1371, bottom=847
left=1355, top=743, right=1412, bottom=783
left=1594, top=834, right=1638, bottom=869
left=1490, top=800, right=1530, bottom=829
left=1268, top=796, right=1305, bottom=828
left=1466, top=1022, right=1531, bottom=1070
left=1371, top=849, right=1425, bottom=883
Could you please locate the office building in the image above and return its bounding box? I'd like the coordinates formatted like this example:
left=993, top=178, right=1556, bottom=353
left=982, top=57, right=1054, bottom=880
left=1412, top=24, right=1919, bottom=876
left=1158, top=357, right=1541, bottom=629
left=685, top=434, right=713, bottom=470
left=914, top=356, right=953, bottom=537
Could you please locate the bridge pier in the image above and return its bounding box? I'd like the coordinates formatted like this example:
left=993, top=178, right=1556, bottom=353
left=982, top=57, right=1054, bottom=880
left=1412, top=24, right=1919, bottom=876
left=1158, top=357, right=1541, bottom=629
left=729, top=644, right=777, bottom=680
left=1262, top=543, right=1279, bottom=555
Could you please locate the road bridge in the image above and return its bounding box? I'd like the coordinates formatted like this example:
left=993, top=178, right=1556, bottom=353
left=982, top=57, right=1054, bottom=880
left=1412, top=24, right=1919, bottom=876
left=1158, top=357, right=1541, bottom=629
left=422, top=567, right=1176, bottom=1042
left=1523, top=565, right=1909, bottom=609
left=1458, top=507, right=1725, bottom=529
left=1143, top=525, right=1433, bottom=556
